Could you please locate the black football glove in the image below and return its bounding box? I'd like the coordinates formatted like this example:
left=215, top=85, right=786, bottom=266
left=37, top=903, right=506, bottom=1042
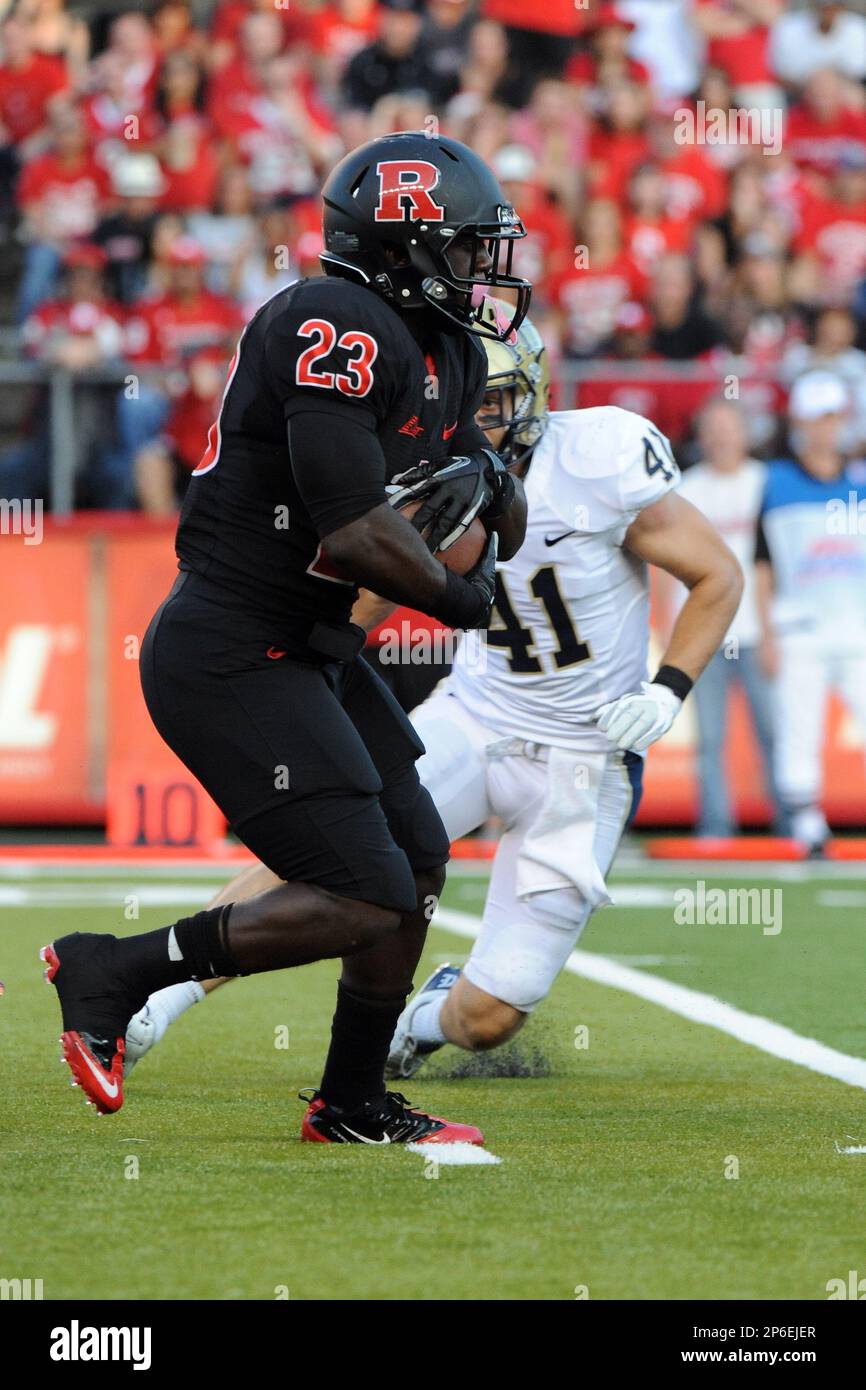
left=460, top=529, right=499, bottom=628
left=390, top=449, right=513, bottom=554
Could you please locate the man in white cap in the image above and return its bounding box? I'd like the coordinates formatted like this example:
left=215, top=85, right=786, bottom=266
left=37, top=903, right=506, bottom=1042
left=94, top=153, right=166, bottom=304
left=755, top=370, right=866, bottom=852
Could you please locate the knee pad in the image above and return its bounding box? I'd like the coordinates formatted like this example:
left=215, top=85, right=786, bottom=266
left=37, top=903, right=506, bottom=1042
left=464, top=890, right=592, bottom=1013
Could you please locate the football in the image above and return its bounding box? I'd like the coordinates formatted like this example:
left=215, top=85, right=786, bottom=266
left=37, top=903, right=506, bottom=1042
left=399, top=498, right=487, bottom=576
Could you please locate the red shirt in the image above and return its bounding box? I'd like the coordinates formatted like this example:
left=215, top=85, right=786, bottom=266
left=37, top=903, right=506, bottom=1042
left=555, top=254, right=645, bottom=356
left=22, top=296, right=124, bottom=358
left=509, top=187, right=572, bottom=299
left=623, top=214, right=692, bottom=277
left=17, top=152, right=112, bottom=238
left=566, top=52, right=651, bottom=88
left=658, top=147, right=728, bottom=222
left=159, top=127, right=221, bottom=212
left=307, top=5, right=378, bottom=66
left=210, top=0, right=310, bottom=51
left=0, top=53, right=68, bottom=144
left=82, top=93, right=160, bottom=168
left=695, top=0, right=773, bottom=85
left=125, top=291, right=242, bottom=367
left=166, top=384, right=222, bottom=470
left=589, top=125, right=653, bottom=196
left=785, top=104, right=866, bottom=178
left=482, top=0, right=586, bottom=36
left=795, top=195, right=866, bottom=300
left=206, top=55, right=263, bottom=139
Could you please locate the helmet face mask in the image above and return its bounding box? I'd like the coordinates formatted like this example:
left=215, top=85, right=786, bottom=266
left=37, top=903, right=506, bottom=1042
left=321, top=132, right=532, bottom=341
left=477, top=297, right=551, bottom=468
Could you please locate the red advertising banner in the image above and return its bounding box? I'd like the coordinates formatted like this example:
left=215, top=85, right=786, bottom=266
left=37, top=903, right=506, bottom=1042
left=1, top=516, right=865, bottom=828
left=103, top=526, right=226, bottom=849
left=0, top=524, right=96, bottom=821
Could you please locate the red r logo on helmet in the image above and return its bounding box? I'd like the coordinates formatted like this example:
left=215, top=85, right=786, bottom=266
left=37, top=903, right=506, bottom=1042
left=374, top=160, right=445, bottom=223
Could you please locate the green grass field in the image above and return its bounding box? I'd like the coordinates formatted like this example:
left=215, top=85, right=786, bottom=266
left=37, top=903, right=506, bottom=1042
left=2, top=858, right=866, bottom=1301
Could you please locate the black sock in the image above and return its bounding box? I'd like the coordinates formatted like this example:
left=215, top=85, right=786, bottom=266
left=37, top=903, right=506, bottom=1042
left=319, top=981, right=406, bottom=1112
left=112, top=905, right=239, bottom=996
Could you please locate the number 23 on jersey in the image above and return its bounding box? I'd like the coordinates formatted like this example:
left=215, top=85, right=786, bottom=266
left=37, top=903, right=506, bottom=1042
left=295, top=319, right=378, bottom=398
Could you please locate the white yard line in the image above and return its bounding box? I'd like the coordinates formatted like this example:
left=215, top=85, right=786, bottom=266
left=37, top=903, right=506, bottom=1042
left=435, top=907, right=866, bottom=1093
left=6, top=854, right=866, bottom=882
left=0, top=884, right=222, bottom=907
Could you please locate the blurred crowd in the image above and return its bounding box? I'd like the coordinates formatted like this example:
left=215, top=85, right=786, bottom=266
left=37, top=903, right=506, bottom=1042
left=2, top=0, right=866, bottom=511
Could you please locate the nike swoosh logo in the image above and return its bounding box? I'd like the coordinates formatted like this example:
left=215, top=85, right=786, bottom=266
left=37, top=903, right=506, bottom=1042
left=442, top=421, right=458, bottom=440
left=267, top=646, right=286, bottom=660
left=75, top=1041, right=120, bottom=1099
left=341, top=1125, right=391, bottom=1145
left=544, top=530, right=578, bottom=547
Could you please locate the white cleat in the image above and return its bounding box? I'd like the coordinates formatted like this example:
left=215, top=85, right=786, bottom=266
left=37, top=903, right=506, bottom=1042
left=791, top=806, right=830, bottom=858
left=123, top=1003, right=159, bottom=1077
left=385, top=963, right=461, bottom=1081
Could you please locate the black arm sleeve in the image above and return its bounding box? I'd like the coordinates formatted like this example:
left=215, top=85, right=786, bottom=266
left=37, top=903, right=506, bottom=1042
left=755, top=513, right=770, bottom=564
left=447, top=334, right=489, bottom=457
left=287, top=407, right=387, bottom=538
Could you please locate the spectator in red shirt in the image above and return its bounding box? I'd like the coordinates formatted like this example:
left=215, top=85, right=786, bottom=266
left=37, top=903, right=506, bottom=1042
left=588, top=80, right=653, bottom=200
left=23, top=242, right=122, bottom=367
left=566, top=4, right=651, bottom=113
left=16, top=100, right=113, bottom=321
left=792, top=149, right=866, bottom=309
left=307, top=0, right=379, bottom=101
left=648, top=107, right=729, bottom=223
left=135, top=347, right=228, bottom=515
left=217, top=50, right=335, bottom=202
left=623, top=161, right=693, bottom=278
left=554, top=197, right=645, bottom=357
left=0, top=14, right=68, bottom=151
left=784, top=66, right=866, bottom=186
left=158, top=115, right=220, bottom=212
left=118, top=235, right=242, bottom=480
left=20, top=243, right=132, bottom=507
left=82, top=49, right=161, bottom=173
left=207, top=10, right=283, bottom=140
left=104, top=12, right=160, bottom=114
left=209, top=0, right=311, bottom=70
left=125, top=234, right=242, bottom=368
left=0, top=13, right=69, bottom=222
left=691, top=0, right=783, bottom=108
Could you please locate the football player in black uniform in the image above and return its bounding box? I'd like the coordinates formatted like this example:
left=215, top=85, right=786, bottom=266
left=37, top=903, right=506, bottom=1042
left=42, top=132, right=531, bottom=1145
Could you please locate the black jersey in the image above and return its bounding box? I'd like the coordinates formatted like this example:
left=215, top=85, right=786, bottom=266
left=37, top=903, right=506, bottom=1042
left=175, top=276, right=488, bottom=637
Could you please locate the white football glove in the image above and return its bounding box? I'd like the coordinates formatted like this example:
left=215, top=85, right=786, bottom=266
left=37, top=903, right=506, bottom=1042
left=595, top=681, right=682, bottom=753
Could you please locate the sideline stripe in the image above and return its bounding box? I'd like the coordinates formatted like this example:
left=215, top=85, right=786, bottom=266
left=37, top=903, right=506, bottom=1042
left=435, top=908, right=866, bottom=1093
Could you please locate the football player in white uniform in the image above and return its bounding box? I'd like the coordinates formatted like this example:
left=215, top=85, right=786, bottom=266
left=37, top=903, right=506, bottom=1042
left=123, top=302, right=742, bottom=1080
left=383, top=302, right=743, bottom=1074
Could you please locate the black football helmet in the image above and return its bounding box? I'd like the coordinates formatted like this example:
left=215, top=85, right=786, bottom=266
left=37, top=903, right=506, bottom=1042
left=320, top=131, right=532, bottom=341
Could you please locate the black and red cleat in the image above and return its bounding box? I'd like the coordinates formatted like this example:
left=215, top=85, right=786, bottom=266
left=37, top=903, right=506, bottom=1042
left=40, top=935, right=142, bottom=1115
left=299, top=1088, right=484, bottom=1146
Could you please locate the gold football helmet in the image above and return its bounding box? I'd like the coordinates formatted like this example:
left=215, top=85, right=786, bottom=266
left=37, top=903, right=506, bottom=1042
left=477, top=297, right=550, bottom=467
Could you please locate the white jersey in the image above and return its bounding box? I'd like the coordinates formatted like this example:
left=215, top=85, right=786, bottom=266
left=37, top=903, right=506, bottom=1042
left=450, top=407, right=681, bottom=750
